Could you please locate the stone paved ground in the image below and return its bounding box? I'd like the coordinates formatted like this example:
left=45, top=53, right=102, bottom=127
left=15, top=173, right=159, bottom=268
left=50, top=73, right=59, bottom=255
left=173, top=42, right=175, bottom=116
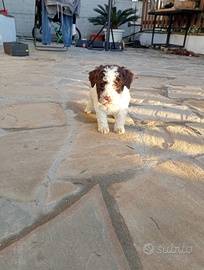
left=0, top=41, right=204, bottom=270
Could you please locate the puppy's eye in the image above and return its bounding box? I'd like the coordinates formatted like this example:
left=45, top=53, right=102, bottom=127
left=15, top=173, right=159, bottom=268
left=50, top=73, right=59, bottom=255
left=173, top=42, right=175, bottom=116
left=115, top=84, right=123, bottom=93
left=114, top=81, right=122, bottom=88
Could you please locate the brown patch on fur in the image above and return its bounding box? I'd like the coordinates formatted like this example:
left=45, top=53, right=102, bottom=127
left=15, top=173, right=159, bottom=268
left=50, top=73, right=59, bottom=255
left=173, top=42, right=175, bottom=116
left=118, top=66, right=134, bottom=89
left=89, top=65, right=107, bottom=100
left=115, top=76, right=124, bottom=94
left=89, top=65, right=106, bottom=88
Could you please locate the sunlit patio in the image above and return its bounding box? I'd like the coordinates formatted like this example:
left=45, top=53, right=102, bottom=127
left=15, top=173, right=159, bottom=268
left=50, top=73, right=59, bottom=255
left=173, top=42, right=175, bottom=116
left=0, top=41, right=204, bottom=270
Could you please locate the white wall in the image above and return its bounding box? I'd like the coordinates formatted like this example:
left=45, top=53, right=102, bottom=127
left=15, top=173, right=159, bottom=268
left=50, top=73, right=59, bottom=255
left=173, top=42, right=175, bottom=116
left=3, top=0, right=35, bottom=37
left=3, top=0, right=136, bottom=40
left=139, top=32, right=204, bottom=55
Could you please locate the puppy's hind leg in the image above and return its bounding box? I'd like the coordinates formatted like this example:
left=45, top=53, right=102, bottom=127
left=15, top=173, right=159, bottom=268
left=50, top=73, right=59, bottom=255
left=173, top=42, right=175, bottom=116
left=84, top=96, right=94, bottom=114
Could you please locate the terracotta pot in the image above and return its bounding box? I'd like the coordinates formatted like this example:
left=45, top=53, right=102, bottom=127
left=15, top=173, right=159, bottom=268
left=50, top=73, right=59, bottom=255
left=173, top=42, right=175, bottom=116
left=90, top=34, right=105, bottom=41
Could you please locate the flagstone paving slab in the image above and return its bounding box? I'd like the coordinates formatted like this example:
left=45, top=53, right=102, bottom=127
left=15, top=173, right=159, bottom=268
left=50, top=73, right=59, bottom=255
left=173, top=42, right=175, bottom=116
left=167, top=85, right=204, bottom=99
left=0, top=200, right=33, bottom=243
left=186, top=123, right=204, bottom=139
left=55, top=126, right=142, bottom=179
left=138, top=124, right=204, bottom=157
left=167, top=77, right=204, bottom=87
left=197, top=156, right=204, bottom=165
left=46, top=182, right=78, bottom=204
left=59, top=82, right=90, bottom=100
left=130, top=91, right=175, bottom=106
left=107, top=159, right=204, bottom=270
left=185, top=99, right=204, bottom=114
left=0, top=85, right=62, bottom=99
left=0, top=102, right=66, bottom=129
left=0, top=127, right=71, bottom=201
left=128, top=104, right=200, bottom=123
left=1, top=74, right=57, bottom=86
left=0, top=185, right=130, bottom=270
left=131, top=75, right=171, bottom=88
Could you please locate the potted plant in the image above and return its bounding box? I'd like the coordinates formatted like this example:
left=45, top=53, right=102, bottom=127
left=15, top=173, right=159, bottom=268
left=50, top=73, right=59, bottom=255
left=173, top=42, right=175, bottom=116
left=88, top=4, right=140, bottom=42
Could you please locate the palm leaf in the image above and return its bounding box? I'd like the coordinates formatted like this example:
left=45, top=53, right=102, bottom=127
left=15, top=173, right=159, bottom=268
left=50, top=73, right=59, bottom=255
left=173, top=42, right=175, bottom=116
left=88, top=4, right=140, bottom=29
left=88, top=15, right=107, bottom=25
left=93, top=5, right=107, bottom=16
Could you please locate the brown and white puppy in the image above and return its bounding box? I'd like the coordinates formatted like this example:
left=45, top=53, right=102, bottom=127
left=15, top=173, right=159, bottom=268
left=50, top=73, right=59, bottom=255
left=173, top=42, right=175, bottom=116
left=84, top=65, right=133, bottom=134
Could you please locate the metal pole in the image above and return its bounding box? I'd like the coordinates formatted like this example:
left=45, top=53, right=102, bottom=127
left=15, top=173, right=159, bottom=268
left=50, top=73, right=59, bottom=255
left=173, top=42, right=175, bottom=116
left=166, top=14, right=173, bottom=47
left=105, top=0, right=112, bottom=51
left=2, top=0, right=6, bottom=10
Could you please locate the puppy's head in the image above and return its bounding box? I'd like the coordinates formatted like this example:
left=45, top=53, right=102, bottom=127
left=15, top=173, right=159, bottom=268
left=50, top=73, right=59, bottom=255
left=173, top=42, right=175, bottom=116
left=89, top=65, right=133, bottom=106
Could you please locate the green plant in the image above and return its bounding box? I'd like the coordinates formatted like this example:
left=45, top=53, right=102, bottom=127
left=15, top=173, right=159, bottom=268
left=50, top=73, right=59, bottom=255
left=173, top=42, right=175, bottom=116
left=88, top=4, right=140, bottom=29
left=195, top=0, right=204, bottom=16
left=188, top=25, right=204, bottom=33
left=195, top=0, right=201, bottom=7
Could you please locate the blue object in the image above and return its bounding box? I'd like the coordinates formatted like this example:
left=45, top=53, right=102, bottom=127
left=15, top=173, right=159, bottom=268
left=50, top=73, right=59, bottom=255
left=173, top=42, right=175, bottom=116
left=41, top=0, right=73, bottom=47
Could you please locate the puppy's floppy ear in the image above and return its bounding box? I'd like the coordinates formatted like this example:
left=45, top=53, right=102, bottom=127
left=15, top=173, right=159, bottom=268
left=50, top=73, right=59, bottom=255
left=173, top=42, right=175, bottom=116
left=120, top=67, right=134, bottom=89
left=89, top=65, right=105, bottom=88
left=89, top=69, right=98, bottom=88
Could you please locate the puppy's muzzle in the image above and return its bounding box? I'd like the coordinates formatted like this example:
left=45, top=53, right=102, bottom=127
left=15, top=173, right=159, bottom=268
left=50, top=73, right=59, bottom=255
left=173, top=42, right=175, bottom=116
left=104, top=96, right=112, bottom=102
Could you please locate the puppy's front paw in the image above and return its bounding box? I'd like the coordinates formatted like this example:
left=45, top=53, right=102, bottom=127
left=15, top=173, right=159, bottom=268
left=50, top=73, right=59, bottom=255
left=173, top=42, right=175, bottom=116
left=114, top=127, right=125, bottom=134
left=84, top=107, right=91, bottom=114
left=98, top=126, right=109, bottom=134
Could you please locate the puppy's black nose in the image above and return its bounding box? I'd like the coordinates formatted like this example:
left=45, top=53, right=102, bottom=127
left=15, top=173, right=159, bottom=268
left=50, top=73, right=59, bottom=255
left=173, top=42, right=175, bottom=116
left=105, top=96, right=112, bottom=101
